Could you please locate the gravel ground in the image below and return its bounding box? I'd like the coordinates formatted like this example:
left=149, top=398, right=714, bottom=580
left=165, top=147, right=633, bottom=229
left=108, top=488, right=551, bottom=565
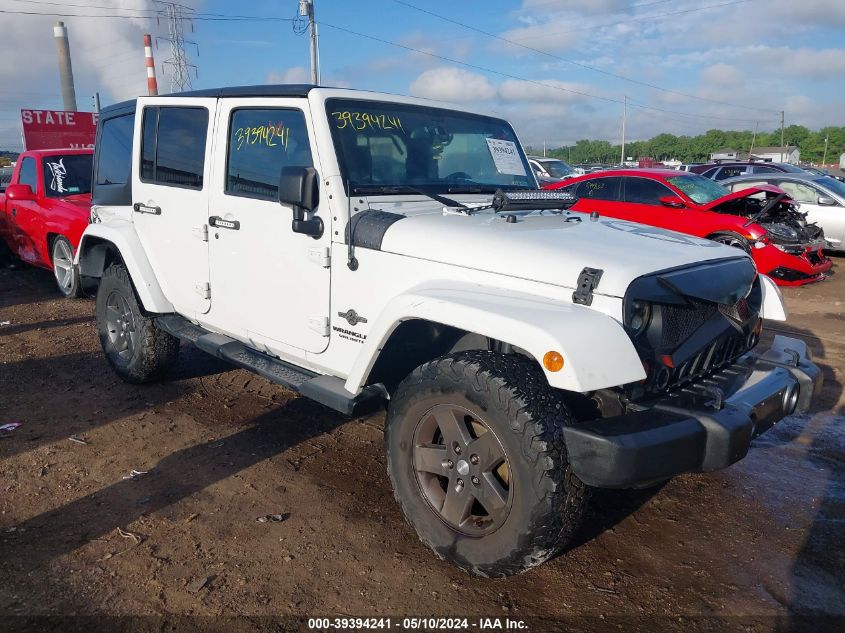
left=0, top=255, right=843, bottom=633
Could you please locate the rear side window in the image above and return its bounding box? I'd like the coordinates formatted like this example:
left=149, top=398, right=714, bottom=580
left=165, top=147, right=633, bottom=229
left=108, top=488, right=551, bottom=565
left=715, top=166, right=747, bottom=180
left=43, top=154, right=92, bottom=197
left=140, top=106, right=208, bottom=189
left=96, top=113, right=134, bottom=186
left=575, top=176, right=622, bottom=201
left=18, top=157, right=37, bottom=190
left=225, top=108, right=313, bottom=200
left=751, top=165, right=778, bottom=174
left=624, top=177, right=673, bottom=205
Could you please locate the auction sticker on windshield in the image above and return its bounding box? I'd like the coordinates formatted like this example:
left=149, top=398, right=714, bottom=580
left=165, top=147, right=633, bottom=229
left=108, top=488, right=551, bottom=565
left=485, top=138, right=526, bottom=176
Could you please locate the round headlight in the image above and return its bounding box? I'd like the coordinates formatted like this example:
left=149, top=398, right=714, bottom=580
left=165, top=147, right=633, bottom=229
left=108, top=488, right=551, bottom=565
left=629, top=301, right=652, bottom=338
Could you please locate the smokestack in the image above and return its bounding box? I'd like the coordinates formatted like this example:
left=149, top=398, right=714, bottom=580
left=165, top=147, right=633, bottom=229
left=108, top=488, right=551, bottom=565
left=53, top=21, right=77, bottom=111
left=143, top=34, right=159, bottom=96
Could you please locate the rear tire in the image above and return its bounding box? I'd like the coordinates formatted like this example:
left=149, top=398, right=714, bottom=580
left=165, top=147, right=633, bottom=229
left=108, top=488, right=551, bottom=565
left=385, top=351, right=590, bottom=577
left=96, top=263, right=179, bottom=383
left=51, top=236, right=81, bottom=298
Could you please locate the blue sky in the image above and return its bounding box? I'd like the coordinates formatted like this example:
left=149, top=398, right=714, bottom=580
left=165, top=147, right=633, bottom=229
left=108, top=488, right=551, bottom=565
left=1, top=0, right=844, bottom=150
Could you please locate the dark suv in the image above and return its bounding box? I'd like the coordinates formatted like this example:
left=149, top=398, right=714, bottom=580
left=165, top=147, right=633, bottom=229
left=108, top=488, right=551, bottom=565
left=690, top=161, right=807, bottom=181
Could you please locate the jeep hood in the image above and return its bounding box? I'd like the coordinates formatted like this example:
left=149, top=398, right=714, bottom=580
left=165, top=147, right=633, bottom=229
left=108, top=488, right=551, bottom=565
left=373, top=206, right=747, bottom=298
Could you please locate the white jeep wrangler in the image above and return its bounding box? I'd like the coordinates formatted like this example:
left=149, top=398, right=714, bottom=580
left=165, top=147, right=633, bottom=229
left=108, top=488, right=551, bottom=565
left=77, top=85, right=821, bottom=577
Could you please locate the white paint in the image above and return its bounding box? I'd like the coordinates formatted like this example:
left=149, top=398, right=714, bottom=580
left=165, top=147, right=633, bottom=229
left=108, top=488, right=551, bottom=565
left=76, top=219, right=174, bottom=313
left=79, top=87, right=777, bottom=398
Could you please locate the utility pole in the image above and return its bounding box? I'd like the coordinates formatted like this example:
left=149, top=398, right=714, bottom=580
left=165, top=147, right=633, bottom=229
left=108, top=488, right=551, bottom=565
left=822, top=135, right=829, bottom=166
left=780, top=110, right=785, bottom=161
left=155, top=1, right=197, bottom=93
left=749, top=121, right=758, bottom=154
left=620, top=95, right=627, bottom=167
left=93, top=92, right=101, bottom=113
left=299, top=0, right=319, bottom=84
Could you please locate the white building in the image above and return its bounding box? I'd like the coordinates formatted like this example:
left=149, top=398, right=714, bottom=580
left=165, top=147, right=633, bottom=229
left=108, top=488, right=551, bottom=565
left=710, top=146, right=801, bottom=164
left=840, top=153, right=845, bottom=169
left=710, top=149, right=746, bottom=161
left=750, top=146, right=800, bottom=164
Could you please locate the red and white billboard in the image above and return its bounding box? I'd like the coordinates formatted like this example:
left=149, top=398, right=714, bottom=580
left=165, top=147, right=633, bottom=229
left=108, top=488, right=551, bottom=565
left=21, top=109, right=99, bottom=151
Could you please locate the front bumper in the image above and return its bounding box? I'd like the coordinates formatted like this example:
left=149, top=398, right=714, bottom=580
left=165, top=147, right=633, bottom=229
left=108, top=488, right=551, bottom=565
left=562, top=335, right=822, bottom=488
left=753, top=241, right=832, bottom=286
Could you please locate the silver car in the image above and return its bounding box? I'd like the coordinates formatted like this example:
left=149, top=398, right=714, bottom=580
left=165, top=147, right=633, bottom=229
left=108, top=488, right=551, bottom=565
left=527, top=156, right=578, bottom=184
left=722, top=173, right=845, bottom=251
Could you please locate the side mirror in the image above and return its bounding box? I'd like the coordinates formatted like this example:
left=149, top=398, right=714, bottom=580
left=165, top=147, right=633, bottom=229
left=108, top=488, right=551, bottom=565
left=5, top=183, right=35, bottom=201
left=659, top=195, right=686, bottom=209
left=817, top=196, right=837, bottom=206
left=278, top=166, right=322, bottom=238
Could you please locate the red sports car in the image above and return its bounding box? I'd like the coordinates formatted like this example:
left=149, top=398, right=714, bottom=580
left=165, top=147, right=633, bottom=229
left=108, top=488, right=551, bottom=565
left=545, top=169, right=831, bottom=286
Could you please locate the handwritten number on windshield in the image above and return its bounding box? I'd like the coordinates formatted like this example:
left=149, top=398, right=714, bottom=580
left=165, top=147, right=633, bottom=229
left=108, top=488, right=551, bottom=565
left=331, top=111, right=403, bottom=132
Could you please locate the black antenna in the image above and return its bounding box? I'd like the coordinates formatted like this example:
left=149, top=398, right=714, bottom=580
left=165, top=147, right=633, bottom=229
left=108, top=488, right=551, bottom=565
left=347, top=181, right=359, bottom=271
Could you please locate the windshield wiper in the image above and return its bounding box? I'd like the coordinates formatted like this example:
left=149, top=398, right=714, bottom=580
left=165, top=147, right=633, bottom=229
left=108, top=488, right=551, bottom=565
left=352, top=184, right=468, bottom=209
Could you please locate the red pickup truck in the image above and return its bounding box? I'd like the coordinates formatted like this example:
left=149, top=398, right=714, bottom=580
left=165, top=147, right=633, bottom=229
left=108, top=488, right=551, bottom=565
left=0, top=148, right=93, bottom=297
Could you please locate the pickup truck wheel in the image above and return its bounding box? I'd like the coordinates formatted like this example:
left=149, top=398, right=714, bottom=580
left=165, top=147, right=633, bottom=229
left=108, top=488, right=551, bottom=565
left=51, top=236, right=81, bottom=298
left=96, top=264, right=179, bottom=383
left=385, top=351, right=589, bottom=577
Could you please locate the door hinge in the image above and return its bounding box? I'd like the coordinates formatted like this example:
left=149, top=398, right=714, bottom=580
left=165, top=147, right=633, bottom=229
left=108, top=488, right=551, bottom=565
left=308, top=315, right=330, bottom=337
left=192, top=224, right=209, bottom=242
left=572, top=267, right=603, bottom=306
left=195, top=282, right=211, bottom=300
left=308, top=246, right=331, bottom=268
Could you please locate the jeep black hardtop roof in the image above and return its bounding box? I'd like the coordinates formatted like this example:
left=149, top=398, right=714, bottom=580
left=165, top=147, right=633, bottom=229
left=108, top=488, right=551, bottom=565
left=99, top=84, right=334, bottom=118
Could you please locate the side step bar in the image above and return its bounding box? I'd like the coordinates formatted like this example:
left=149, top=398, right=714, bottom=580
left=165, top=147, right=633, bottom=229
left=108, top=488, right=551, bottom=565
left=156, top=315, right=384, bottom=415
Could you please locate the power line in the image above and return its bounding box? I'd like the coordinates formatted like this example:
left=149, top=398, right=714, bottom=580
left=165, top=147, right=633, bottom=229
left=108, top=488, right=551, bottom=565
left=317, top=20, right=781, bottom=125
left=155, top=1, right=196, bottom=92
left=389, top=0, right=776, bottom=114
left=0, top=6, right=295, bottom=21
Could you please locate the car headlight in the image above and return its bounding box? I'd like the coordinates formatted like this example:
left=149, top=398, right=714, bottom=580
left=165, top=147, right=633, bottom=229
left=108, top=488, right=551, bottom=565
left=766, top=223, right=798, bottom=240
left=628, top=301, right=652, bottom=338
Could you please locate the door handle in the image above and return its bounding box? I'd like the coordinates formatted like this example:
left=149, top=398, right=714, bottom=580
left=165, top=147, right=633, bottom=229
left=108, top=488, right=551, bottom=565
left=11, top=208, right=16, bottom=216
left=133, top=202, right=161, bottom=215
left=209, top=216, right=240, bottom=230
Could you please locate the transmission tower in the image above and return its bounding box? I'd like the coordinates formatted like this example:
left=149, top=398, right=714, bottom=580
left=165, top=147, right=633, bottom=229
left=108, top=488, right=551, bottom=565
left=154, top=1, right=197, bottom=93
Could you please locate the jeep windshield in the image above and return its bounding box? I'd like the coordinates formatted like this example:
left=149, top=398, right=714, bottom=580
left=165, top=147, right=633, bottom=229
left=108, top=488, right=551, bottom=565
left=326, top=98, right=535, bottom=195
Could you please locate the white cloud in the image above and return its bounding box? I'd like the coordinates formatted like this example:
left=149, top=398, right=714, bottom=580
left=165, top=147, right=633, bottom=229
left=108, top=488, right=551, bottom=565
left=0, top=0, right=198, bottom=148
left=499, top=21, right=581, bottom=53
left=498, top=79, right=595, bottom=104
left=520, top=0, right=631, bottom=17
left=409, top=67, right=497, bottom=102
left=266, top=66, right=311, bottom=84
left=700, top=63, right=743, bottom=88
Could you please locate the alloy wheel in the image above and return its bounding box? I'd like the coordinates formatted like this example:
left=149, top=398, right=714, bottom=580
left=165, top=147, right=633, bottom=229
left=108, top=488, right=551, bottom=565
left=52, top=239, right=75, bottom=294
left=412, top=404, right=513, bottom=537
left=105, top=290, right=137, bottom=360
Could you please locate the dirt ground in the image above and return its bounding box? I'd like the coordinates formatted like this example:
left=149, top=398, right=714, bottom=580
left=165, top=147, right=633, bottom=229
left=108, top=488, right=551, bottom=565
left=1, top=255, right=843, bottom=633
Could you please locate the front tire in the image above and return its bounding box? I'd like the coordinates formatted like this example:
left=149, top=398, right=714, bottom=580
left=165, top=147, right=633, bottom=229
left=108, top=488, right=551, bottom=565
left=709, top=231, right=752, bottom=254
left=385, top=351, right=590, bottom=577
left=96, top=263, right=179, bottom=383
left=51, top=236, right=81, bottom=298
